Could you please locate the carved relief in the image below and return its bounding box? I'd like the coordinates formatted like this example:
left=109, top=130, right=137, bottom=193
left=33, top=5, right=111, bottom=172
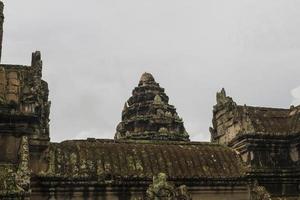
left=0, top=137, right=30, bottom=197
left=250, top=181, right=272, bottom=200
left=6, top=71, right=20, bottom=104
left=15, top=136, right=30, bottom=191
left=146, top=173, right=192, bottom=200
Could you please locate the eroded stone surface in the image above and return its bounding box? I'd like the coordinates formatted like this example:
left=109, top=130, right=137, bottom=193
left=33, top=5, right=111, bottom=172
left=212, top=88, right=300, bottom=199
left=145, top=173, right=192, bottom=200
left=115, top=72, right=189, bottom=141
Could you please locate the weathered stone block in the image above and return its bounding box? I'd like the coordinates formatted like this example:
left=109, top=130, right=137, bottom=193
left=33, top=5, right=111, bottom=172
left=7, top=71, right=18, bottom=79
left=6, top=93, right=18, bottom=103
left=8, top=78, right=20, bottom=86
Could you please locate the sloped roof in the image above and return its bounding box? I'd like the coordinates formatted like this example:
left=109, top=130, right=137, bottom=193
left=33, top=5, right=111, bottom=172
left=43, top=139, right=245, bottom=182
left=236, top=105, right=300, bottom=135
left=238, top=106, right=291, bottom=134
left=214, top=89, right=300, bottom=136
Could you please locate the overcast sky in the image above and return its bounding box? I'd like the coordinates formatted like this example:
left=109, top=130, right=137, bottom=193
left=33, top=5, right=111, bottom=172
left=1, top=0, right=300, bottom=142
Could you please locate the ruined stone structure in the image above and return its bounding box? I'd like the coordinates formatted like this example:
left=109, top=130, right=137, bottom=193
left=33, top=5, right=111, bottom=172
left=211, top=89, right=300, bottom=199
left=0, top=2, right=299, bottom=200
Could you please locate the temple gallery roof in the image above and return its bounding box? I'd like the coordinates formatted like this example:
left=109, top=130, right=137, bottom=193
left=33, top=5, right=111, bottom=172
left=213, top=88, right=300, bottom=136
left=115, top=72, right=189, bottom=141
left=245, top=104, right=300, bottom=135
left=34, top=74, right=247, bottom=188
left=41, top=139, right=246, bottom=183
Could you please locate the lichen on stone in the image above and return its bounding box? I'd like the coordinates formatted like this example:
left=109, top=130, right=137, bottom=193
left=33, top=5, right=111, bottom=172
left=146, top=173, right=192, bottom=200
left=251, top=181, right=272, bottom=200
left=15, top=136, right=31, bottom=191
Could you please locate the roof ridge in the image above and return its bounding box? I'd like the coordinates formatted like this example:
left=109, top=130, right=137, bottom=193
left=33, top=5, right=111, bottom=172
left=58, top=139, right=225, bottom=146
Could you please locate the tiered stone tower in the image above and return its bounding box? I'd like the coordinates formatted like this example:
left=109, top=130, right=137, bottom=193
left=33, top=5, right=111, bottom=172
left=115, top=72, right=189, bottom=141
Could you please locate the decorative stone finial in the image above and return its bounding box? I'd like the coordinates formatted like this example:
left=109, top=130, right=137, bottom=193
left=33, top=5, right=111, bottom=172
left=216, top=88, right=226, bottom=104
left=139, top=72, right=156, bottom=86
left=31, top=51, right=43, bottom=79
left=216, top=88, right=235, bottom=106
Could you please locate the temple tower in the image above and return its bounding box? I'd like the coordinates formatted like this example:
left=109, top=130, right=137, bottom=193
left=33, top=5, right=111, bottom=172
left=115, top=72, right=189, bottom=141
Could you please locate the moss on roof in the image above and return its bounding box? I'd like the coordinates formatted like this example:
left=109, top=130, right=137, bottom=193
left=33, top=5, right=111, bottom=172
left=229, top=105, right=300, bottom=137
left=40, top=139, right=246, bottom=184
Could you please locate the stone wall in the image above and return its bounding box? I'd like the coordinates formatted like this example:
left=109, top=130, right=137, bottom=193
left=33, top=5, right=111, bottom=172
left=29, top=183, right=249, bottom=200
left=0, top=135, right=21, bottom=163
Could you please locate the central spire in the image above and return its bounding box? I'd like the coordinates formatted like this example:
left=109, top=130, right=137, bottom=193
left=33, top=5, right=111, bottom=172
left=115, top=72, right=189, bottom=141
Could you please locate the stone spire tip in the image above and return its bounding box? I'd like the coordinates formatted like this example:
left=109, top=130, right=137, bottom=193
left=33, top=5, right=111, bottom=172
left=139, top=72, right=155, bottom=85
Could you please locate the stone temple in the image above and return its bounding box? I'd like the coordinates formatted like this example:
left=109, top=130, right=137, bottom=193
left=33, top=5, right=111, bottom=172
left=0, top=2, right=299, bottom=200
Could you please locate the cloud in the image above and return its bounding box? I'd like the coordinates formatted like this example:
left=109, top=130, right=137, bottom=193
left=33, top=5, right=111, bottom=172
left=2, top=0, right=300, bottom=142
left=75, top=129, right=112, bottom=140
left=291, top=86, right=300, bottom=106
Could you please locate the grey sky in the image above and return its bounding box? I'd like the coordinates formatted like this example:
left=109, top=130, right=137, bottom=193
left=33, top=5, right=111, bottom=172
left=1, top=0, right=300, bottom=142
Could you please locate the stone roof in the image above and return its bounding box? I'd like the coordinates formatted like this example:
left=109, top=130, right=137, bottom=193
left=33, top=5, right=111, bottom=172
left=40, top=139, right=246, bottom=184
left=212, top=89, right=300, bottom=141
left=115, top=72, right=189, bottom=141
left=236, top=106, right=291, bottom=135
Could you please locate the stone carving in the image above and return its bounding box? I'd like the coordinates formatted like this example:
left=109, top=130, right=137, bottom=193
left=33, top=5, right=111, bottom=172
left=115, top=72, right=189, bottom=141
left=123, top=101, right=129, bottom=112
left=216, top=88, right=233, bottom=105
left=154, top=94, right=163, bottom=105
left=20, top=51, right=51, bottom=138
left=241, top=105, right=255, bottom=134
left=146, top=173, right=192, bottom=200
left=139, top=72, right=156, bottom=86
left=15, top=136, right=31, bottom=191
left=0, top=137, right=30, bottom=198
left=211, top=89, right=258, bottom=144
left=31, top=51, right=43, bottom=79
left=41, top=148, right=56, bottom=176
left=250, top=181, right=272, bottom=200
left=0, top=66, right=22, bottom=105
left=6, top=71, right=20, bottom=104
left=176, top=185, right=192, bottom=200
left=159, top=127, right=168, bottom=134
